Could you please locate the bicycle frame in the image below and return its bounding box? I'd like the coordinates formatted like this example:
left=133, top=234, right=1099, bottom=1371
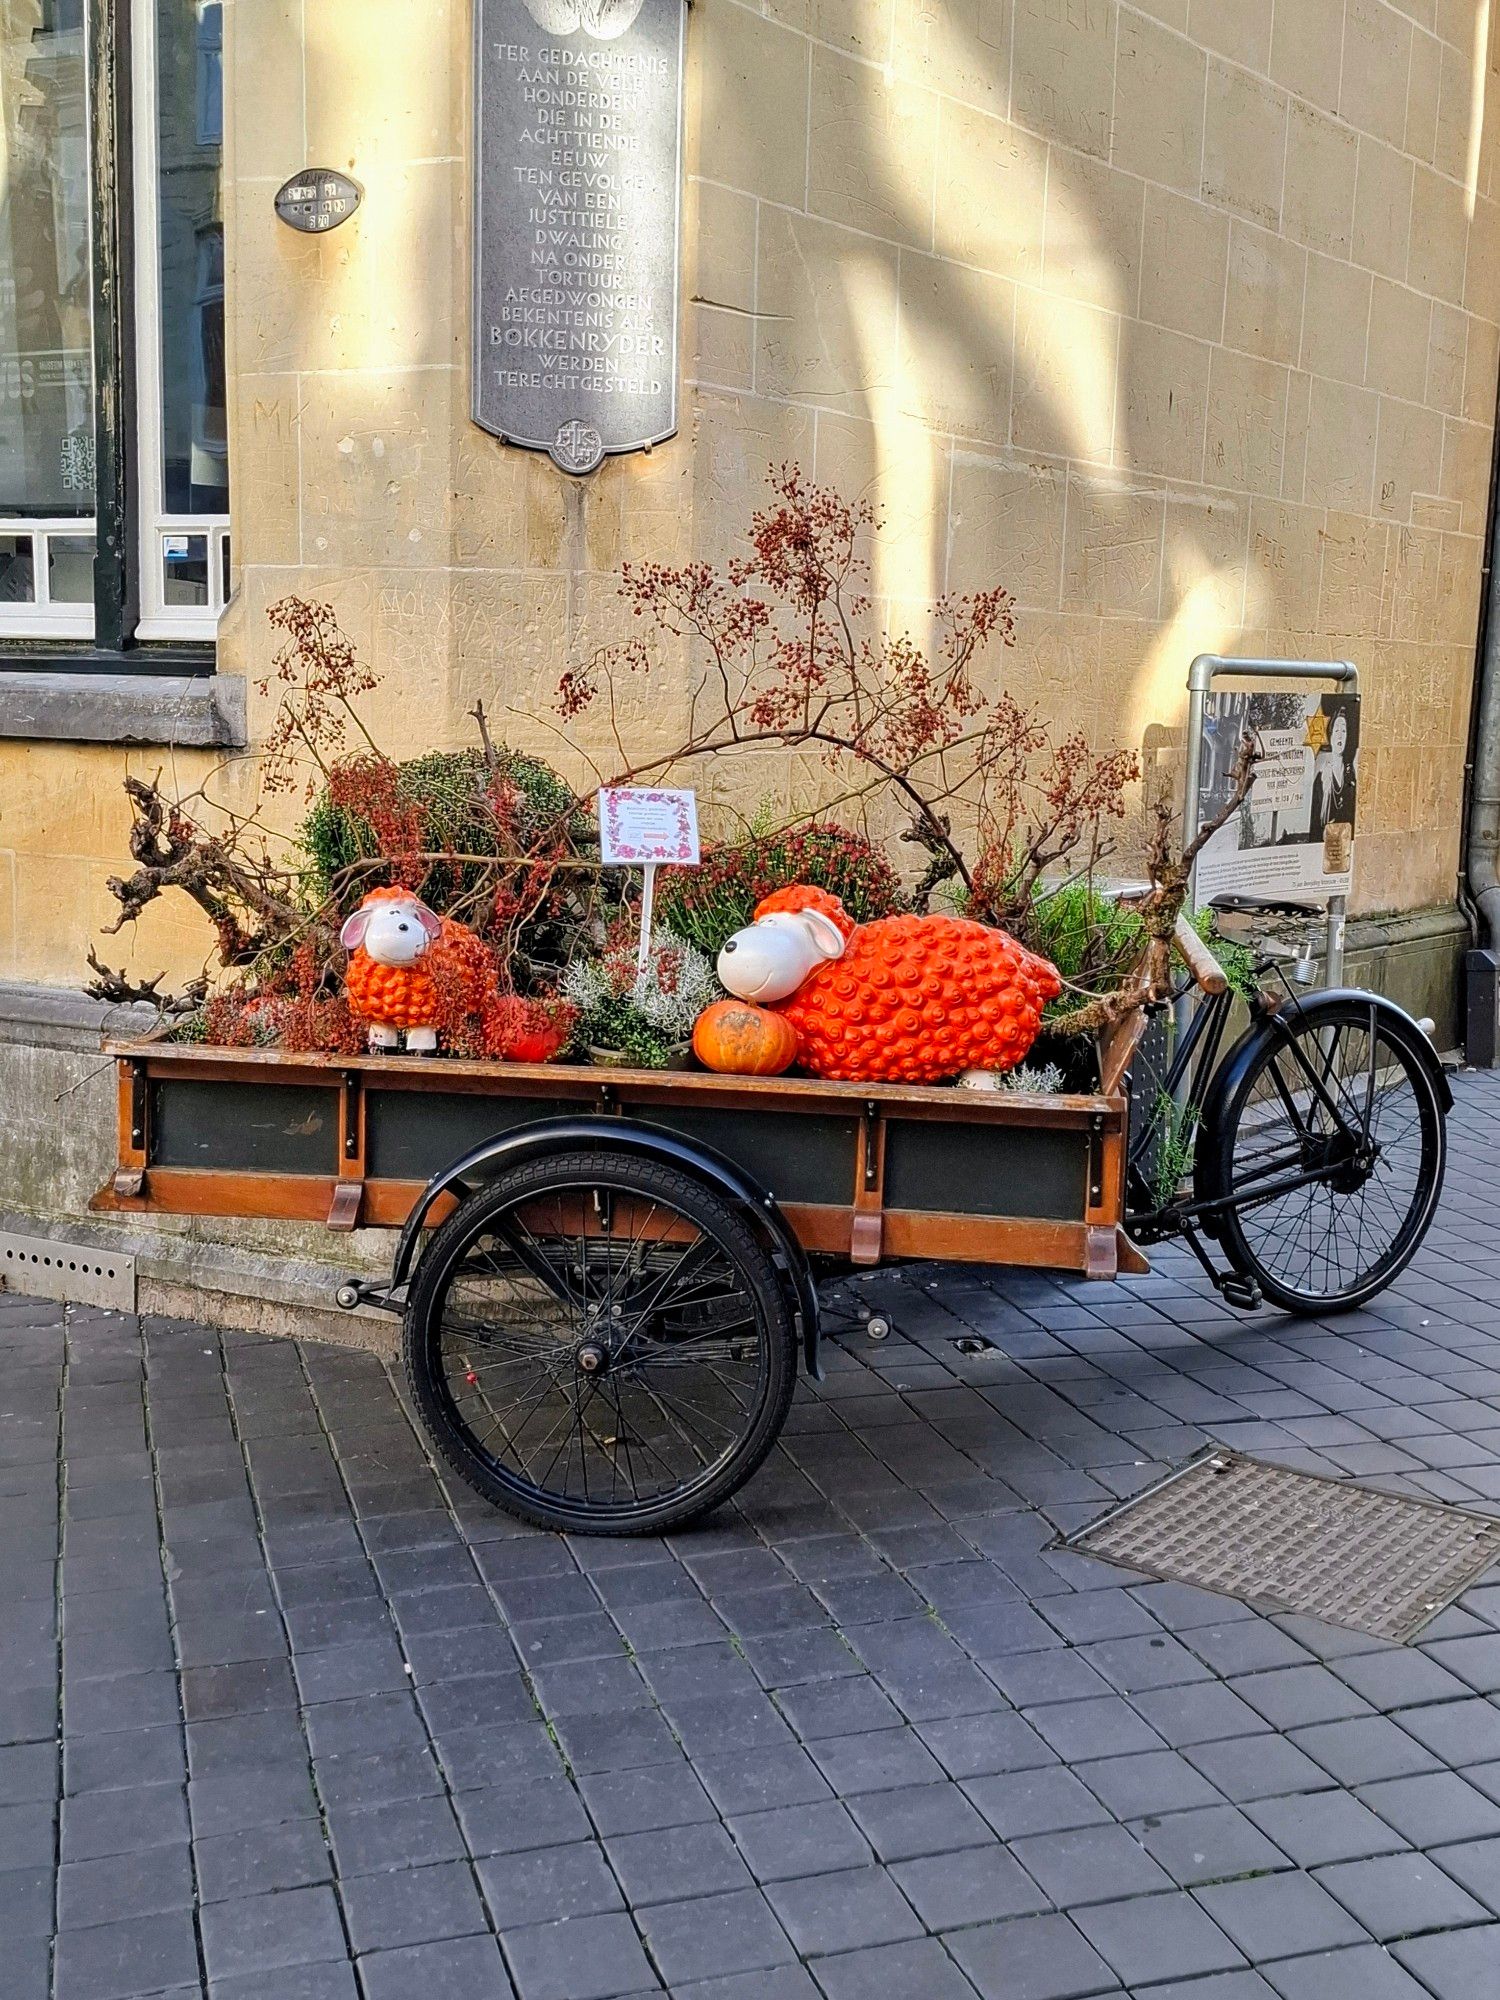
left=1125, top=980, right=1379, bottom=1245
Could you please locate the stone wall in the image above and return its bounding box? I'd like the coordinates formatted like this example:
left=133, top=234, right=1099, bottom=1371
left=0, top=0, right=1496, bottom=987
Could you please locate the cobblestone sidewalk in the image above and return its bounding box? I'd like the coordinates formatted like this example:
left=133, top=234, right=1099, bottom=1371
left=8, top=1075, right=1500, bottom=1999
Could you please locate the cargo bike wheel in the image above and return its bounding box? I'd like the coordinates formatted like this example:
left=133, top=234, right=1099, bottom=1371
left=403, top=1150, right=799, bottom=1533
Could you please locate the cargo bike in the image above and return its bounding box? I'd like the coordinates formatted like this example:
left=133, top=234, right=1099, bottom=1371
left=95, top=896, right=1450, bottom=1534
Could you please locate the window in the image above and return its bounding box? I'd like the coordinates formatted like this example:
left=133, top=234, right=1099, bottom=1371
left=0, top=0, right=228, bottom=662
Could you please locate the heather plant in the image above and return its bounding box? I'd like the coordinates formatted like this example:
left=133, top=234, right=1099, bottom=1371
left=657, top=821, right=903, bottom=957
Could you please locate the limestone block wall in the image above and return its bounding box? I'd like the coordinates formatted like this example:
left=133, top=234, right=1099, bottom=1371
left=0, top=0, right=1496, bottom=988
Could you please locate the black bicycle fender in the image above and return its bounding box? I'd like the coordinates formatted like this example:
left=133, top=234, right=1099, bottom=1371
left=389, top=1114, right=823, bottom=1378
left=1192, top=987, right=1452, bottom=1218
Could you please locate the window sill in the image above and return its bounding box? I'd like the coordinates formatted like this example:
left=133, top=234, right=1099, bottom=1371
left=0, top=670, right=246, bottom=747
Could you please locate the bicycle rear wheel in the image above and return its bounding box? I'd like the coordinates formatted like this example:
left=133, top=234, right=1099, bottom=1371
left=1204, top=996, right=1446, bottom=1314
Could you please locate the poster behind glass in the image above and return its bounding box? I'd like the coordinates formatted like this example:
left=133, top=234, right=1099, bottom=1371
left=1194, top=691, right=1359, bottom=907
left=0, top=0, right=95, bottom=522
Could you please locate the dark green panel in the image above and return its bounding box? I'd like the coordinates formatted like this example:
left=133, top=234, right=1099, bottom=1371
left=366, top=1091, right=859, bottom=1206
left=884, top=1119, right=1085, bottom=1220
left=366, top=1092, right=592, bottom=1180
left=152, top=1080, right=339, bottom=1173
left=645, top=1108, right=859, bottom=1206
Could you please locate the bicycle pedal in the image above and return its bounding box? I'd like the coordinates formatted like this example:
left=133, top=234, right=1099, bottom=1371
left=1217, top=1274, right=1262, bottom=1311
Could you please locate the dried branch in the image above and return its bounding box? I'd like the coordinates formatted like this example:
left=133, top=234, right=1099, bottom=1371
left=84, top=947, right=208, bottom=1016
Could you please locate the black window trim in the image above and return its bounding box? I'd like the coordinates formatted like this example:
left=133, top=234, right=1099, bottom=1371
left=1, top=0, right=216, bottom=679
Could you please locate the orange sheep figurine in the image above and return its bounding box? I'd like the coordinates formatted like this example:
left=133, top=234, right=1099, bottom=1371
left=340, top=886, right=495, bottom=1054
left=713, top=885, right=1060, bottom=1084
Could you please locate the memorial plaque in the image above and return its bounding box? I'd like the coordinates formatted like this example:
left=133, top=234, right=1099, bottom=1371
left=473, top=0, right=685, bottom=474
left=274, top=169, right=363, bottom=234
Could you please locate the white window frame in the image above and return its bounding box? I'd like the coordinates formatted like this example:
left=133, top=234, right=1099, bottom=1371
left=0, top=519, right=96, bottom=639
left=130, top=0, right=229, bottom=643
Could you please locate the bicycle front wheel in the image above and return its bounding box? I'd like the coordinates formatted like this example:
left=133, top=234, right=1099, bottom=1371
left=1205, top=996, right=1446, bottom=1315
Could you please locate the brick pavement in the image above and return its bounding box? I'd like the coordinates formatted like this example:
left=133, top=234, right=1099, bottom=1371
left=7, top=1072, right=1500, bottom=1998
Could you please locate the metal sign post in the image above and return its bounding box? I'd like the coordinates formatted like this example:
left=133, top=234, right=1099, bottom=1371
left=1184, top=655, right=1360, bottom=985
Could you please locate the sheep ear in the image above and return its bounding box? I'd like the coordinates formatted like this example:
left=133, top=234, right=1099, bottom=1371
left=339, top=909, right=370, bottom=950
left=412, top=901, right=443, bottom=939
left=803, top=910, right=847, bottom=960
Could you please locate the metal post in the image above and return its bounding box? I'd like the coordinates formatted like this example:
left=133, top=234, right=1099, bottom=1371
left=1183, top=655, right=1360, bottom=985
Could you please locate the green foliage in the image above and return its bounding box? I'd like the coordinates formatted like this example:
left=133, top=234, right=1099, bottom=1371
left=657, top=822, right=903, bottom=958
left=298, top=747, right=581, bottom=915
left=1152, top=1091, right=1201, bottom=1209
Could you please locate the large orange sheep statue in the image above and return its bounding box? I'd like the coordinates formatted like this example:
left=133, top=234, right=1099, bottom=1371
left=340, top=886, right=495, bottom=1054
left=713, top=885, right=1060, bottom=1084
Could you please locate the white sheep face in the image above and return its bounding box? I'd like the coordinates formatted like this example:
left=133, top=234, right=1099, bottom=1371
left=717, top=908, right=846, bottom=1003
left=340, top=895, right=441, bottom=968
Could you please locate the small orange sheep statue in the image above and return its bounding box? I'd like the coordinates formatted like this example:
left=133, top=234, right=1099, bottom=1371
left=713, top=885, right=1061, bottom=1084
left=340, top=886, right=495, bottom=1054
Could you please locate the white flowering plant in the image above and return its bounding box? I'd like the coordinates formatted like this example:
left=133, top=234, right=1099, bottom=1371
left=561, top=924, right=721, bottom=1067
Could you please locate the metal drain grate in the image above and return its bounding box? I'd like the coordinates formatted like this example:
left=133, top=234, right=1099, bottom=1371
left=1069, top=1451, right=1500, bottom=1643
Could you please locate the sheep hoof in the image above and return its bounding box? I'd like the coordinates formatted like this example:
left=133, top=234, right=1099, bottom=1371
left=368, top=1025, right=399, bottom=1052
left=406, top=1028, right=439, bottom=1054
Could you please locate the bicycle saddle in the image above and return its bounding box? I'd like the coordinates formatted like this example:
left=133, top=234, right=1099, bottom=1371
left=1209, top=893, right=1323, bottom=920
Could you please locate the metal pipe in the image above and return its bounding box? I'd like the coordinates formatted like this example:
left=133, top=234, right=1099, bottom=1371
left=1465, top=514, right=1500, bottom=954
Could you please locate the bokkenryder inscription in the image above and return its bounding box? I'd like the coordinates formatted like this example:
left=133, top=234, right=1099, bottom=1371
left=473, top=0, right=685, bottom=474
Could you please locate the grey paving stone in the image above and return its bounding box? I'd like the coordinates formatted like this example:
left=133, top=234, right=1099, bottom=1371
left=0, top=1862, right=53, bottom=1939
left=340, top=1859, right=487, bottom=1953
left=1291, top=1717, right=1443, bottom=1787
left=892, top=1842, right=1053, bottom=1929
left=1394, top=1697, right=1500, bottom=1764
left=327, top=1793, right=465, bottom=1875
left=582, top=1756, right=717, bottom=1835
left=965, top=1765, right=1113, bottom=1840
left=944, top=1910, right=1121, bottom=2000
left=477, top=1836, right=624, bottom=1930
left=727, top=1800, right=875, bottom=1884
left=766, top=1864, right=923, bottom=1957
left=1131, top=1683, right=1272, bottom=1749
left=1072, top=1890, right=1246, bottom=1985
left=0, top=1798, right=55, bottom=1871
left=357, top=1935, right=515, bottom=2000
left=1012, top=1823, right=1174, bottom=1906
left=845, top=1779, right=993, bottom=1861
left=806, top=1726, right=945, bottom=1796
left=1425, top=1834, right=1500, bottom=1915
left=201, top=1883, right=347, bottom=1979
left=1313, top=1850, right=1489, bottom=1940
left=1244, top=1791, right=1410, bottom=1868
left=56, top=1842, right=194, bottom=1930
left=916, top=1709, right=1058, bottom=1779
left=1073, top=1750, right=1224, bottom=1820
left=60, top=1781, right=187, bottom=1862
left=810, top=1937, right=982, bottom=2000
left=696, top=1743, right=831, bottom=1817
left=1327, top=1649, right=1473, bottom=1712
left=1356, top=1768, right=1500, bottom=1847
left=776, top=1677, right=903, bottom=1741
left=195, top=1816, right=331, bottom=1904
left=52, top=1909, right=201, bottom=1999
left=1194, top=1872, right=1369, bottom=1961
left=1391, top=1924, right=1500, bottom=1999
left=1185, top=1734, right=1337, bottom=1804
left=455, top=1772, right=592, bottom=1856
left=1228, top=1667, right=1375, bottom=1731
left=607, top=1819, right=753, bottom=1906
left=208, top=1962, right=359, bottom=2000
left=1132, top=1804, right=1289, bottom=1887
left=676, top=1969, right=818, bottom=2000
left=639, top=1885, right=796, bottom=1982
left=1263, top=1944, right=1431, bottom=2000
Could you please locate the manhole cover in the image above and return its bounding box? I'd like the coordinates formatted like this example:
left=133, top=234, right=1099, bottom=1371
left=1068, top=1452, right=1500, bottom=1643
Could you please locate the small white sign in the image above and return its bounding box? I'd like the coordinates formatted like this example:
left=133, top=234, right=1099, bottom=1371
left=597, top=787, right=700, bottom=867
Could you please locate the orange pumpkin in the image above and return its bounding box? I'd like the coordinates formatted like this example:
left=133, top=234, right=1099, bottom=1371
left=693, top=999, right=799, bottom=1076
